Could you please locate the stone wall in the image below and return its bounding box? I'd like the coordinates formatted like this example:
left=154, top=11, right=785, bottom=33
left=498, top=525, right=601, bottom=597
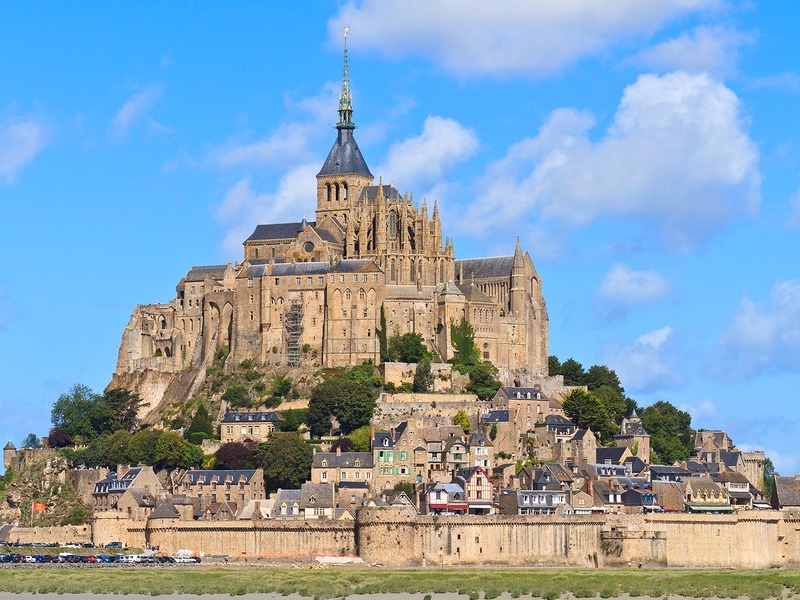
left=143, top=519, right=356, bottom=557
left=373, top=393, right=481, bottom=426
left=9, top=524, right=91, bottom=545
left=381, top=362, right=463, bottom=393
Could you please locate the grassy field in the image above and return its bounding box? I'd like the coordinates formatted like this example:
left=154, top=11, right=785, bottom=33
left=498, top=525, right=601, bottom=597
left=0, top=568, right=800, bottom=599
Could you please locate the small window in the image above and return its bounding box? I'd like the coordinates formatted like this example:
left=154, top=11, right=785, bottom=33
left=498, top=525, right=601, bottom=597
left=339, top=275, right=345, bottom=283
left=295, top=277, right=301, bottom=285
left=275, top=278, right=279, bottom=285
left=307, top=277, right=313, bottom=285
left=247, top=278, right=254, bottom=288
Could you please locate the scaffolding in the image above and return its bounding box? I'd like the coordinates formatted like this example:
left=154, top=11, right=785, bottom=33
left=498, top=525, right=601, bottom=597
left=284, top=298, right=304, bottom=367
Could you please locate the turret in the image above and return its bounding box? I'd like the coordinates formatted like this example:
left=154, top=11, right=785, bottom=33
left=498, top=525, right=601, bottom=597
left=510, top=236, right=526, bottom=314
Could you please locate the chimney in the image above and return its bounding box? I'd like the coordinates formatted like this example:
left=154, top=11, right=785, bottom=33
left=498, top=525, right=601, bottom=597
left=336, top=446, right=341, bottom=457
left=370, top=426, right=375, bottom=442
left=117, top=464, right=130, bottom=478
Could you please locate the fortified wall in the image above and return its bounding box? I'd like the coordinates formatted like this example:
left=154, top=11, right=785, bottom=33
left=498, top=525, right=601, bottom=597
left=10, top=510, right=800, bottom=568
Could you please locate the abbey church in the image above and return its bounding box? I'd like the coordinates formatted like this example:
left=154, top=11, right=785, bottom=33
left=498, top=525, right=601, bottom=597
left=113, top=39, right=549, bottom=403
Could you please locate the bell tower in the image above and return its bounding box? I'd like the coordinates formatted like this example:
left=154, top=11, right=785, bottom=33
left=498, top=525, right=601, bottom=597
left=316, top=27, right=374, bottom=226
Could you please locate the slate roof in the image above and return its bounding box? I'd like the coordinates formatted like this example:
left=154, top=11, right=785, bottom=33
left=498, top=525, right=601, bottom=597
left=358, top=184, right=401, bottom=203
left=456, top=256, right=514, bottom=280
left=4, top=441, right=15, bottom=450
left=616, top=416, right=649, bottom=438
left=221, top=411, right=282, bottom=423
left=183, top=469, right=258, bottom=485
left=318, top=128, right=372, bottom=177
left=185, top=265, right=228, bottom=282
left=300, top=482, right=334, bottom=508
left=374, top=422, right=408, bottom=449
left=313, top=226, right=340, bottom=244
left=482, top=409, right=509, bottom=423
left=385, top=285, right=438, bottom=299
left=148, top=500, right=180, bottom=520
left=720, top=451, right=741, bottom=468
left=623, top=456, right=647, bottom=475
left=338, top=481, right=370, bottom=490
left=312, top=451, right=373, bottom=469
left=238, top=499, right=271, bottom=520
left=715, top=470, right=750, bottom=484
left=468, top=431, right=492, bottom=447
left=456, top=283, right=494, bottom=304
left=649, top=465, right=691, bottom=480
left=273, top=489, right=302, bottom=510
left=596, top=447, right=628, bottom=464
left=93, top=467, right=143, bottom=496
left=331, top=259, right=381, bottom=273
left=773, top=476, right=800, bottom=507
left=500, top=386, right=544, bottom=400
left=271, top=262, right=331, bottom=276
left=246, top=221, right=311, bottom=242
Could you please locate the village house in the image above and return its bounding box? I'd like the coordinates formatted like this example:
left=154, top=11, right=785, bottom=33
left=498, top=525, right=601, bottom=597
left=498, top=488, right=569, bottom=515
left=174, top=469, right=265, bottom=515
left=311, top=447, right=374, bottom=489
left=92, top=465, right=164, bottom=519
left=423, top=481, right=468, bottom=515
left=220, top=410, right=282, bottom=444
left=454, top=466, right=494, bottom=515
left=614, top=409, right=651, bottom=465
left=772, top=475, right=800, bottom=511
left=682, top=477, right=731, bottom=513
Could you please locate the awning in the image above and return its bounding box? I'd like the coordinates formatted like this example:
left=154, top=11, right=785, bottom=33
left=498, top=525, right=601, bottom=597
left=687, top=505, right=732, bottom=512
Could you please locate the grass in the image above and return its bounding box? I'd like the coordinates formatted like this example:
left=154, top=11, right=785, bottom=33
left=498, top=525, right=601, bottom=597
left=0, top=568, right=799, bottom=598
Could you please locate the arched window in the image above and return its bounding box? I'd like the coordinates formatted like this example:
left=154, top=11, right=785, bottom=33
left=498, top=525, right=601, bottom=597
left=358, top=289, right=366, bottom=301
left=255, top=248, right=259, bottom=259
left=410, top=264, right=416, bottom=282
left=439, top=262, right=445, bottom=283
left=390, top=260, right=396, bottom=282
left=160, top=317, right=167, bottom=330
left=326, top=184, right=331, bottom=202
left=335, top=183, right=340, bottom=202
left=164, top=347, right=172, bottom=357
left=343, top=182, right=348, bottom=199
left=388, top=212, right=398, bottom=237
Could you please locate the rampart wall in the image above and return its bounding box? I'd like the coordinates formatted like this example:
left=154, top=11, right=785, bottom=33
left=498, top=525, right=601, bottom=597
left=9, top=524, right=91, bottom=545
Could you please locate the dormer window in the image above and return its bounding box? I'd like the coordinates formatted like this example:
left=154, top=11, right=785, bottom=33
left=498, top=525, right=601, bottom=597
left=383, top=438, right=389, bottom=447
left=321, top=459, right=328, bottom=467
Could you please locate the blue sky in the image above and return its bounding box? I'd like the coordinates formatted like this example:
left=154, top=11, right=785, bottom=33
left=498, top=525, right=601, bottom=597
left=2, top=1, right=799, bottom=474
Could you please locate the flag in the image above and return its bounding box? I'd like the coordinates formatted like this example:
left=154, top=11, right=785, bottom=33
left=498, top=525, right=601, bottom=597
left=32, top=502, right=46, bottom=512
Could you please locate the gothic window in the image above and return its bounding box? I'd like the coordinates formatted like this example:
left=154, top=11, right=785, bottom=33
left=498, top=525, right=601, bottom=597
left=390, top=260, right=396, bottom=282
left=359, top=289, right=366, bottom=301
left=410, top=265, right=415, bottom=282
left=345, top=289, right=352, bottom=301
left=388, top=212, right=398, bottom=237
left=160, top=317, right=167, bottom=330
left=439, top=262, right=444, bottom=283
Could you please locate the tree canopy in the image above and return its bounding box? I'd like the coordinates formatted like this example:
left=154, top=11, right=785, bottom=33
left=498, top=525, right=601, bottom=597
left=562, top=389, right=614, bottom=441
left=640, top=401, right=694, bottom=464
left=307, top=365, right=379, bottom=437
left=215, top=441, right=255, bottom=470
left=387, top=332, right=430, bottom=363
left=450, top=317, right=480, bottom=368
left=256, top=433, right=312, bottom=493
left=413, top=358, right=433, bottom=393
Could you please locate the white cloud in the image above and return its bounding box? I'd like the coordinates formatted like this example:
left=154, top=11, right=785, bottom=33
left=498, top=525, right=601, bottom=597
left=458, top=71, right=760, bottom=250
left=679, top=398, right=718, bottom=423
left=604, top=327, right=685, bottom=393
left=716, top=280, right=800, bottom=378
left=597, top=263, right=669, bottom=315
left=0, top=117, right=48, bottom=184
left=630, top=26, right=753, bottom=77
left=330, top=0, right=720, bottom=77
left=216, top=166, right=319, bottom=255
left=109, top=84, right=164, bottom=141
left=375, top=116, right=478, bottom=191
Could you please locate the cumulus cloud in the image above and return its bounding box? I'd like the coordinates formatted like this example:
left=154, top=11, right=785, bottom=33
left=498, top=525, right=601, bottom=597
left=716, top=280, right=800, bottom=379
left=0, top=117, right=48, bottom=184
left=604, top=327, right=685, bottom=393
left=330, top=0, right=720, bottom=77
left=458, top=71, right=760, bottom=250
left=630, top=26, right=753, bottom=77
left=596, top=263, right=669, bottom=316
left=375, top=116, right=478, bottom=191
left=109, top=84, right=164, bottom=141
left=216, top=166, right=319, bottom=255
left=679, top=398, right=718, bottom=423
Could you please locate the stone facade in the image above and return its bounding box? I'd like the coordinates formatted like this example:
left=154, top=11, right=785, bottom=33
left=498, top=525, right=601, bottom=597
left=109, top=43, right=549, bottom=419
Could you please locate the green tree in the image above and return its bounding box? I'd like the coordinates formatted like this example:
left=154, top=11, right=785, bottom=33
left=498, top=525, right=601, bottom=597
left=268, top=376, right=293, bottom=404
left=104, top=430, right=132, bottom=466
left=347, top=425, right=372, bottom=452
left=127, top=429, right=163, bottom=465
left=592, top=385, right=629, bottom=428
left=62, top=435, right=108, bottom=468
left=222, top=385, right=250, bottom=409
left=762, top=457, right=778, bottom=499
left=101, top=388, right=142, bottom=433
left=586, top=365, right=624, bottom=395
left=308, top=370, right=378, bottom=436
left=562, top=389, right=614, bottom=440
left=277, top=408, right=308, bottom=432
left=453, top=410, right=471, bottom=434
left=489, top=423, right=498, bottom=441
left=215, top=441, right=255, bottom=469
left=155, top=431, right=203, bottom=470
left=640, top=401, right=694, bottom=464
left=387, top=332, right=429, bottom=363
left=548, top=355, right=562, bottom=375
left=21, top=433, right=41, bottom=449
left=560, top=358, right=587, bottom=386
left=377, top=305, right=388, bottom=361
left=467, top=361, right=502, bottom=400
left=185, top=404, right=214, bottom=442
left=50, top=384, right=108, bottom=442
left=393, top=481, right=415, bottom=497
left=256, top=433, right=312, bottom=493
left=413, top=358, right=433, bottom=393
left=450, top=317, right=479, bottom=369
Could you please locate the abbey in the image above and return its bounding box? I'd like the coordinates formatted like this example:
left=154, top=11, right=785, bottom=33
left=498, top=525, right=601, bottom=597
left=113, top=40, right=548, bottom=397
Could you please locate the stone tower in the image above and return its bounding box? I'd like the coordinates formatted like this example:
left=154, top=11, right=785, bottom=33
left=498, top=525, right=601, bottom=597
left=614, top=409, right=651, bottom=465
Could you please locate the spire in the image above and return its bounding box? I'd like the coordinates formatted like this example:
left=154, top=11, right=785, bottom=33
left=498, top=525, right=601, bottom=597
left=513, top=236, right=524, bottom=268
left=337, top=26, right=354, bottom=130
left=432, top=199, right=439, bottom=219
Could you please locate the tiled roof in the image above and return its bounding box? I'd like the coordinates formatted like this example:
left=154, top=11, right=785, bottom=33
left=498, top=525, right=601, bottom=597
left=183, top=469, right=258, bottom=485
left=774, top=476, right=800, bottom=507
left=246, top=221, right=311, bottom=242
left=456, top=256, right=514, bottom=280
left=456, top=282, right=494, bottom=304
left=482, top=409, right=509, bottom=423
left=221, top=411, right=282, bottom=423
left=312, top=451, right=373, bottom=469
left=331, top=259, right=381, bottom=273
left=272, top=262, right=331, bottom=276
left=148, top=500, right=180, bottom=520
left=185, top=265, right=228, bottom=282
left=358, top=184, right=401, bottom=203
left=500, top=386, right=544, bottom=400
left=300, top=482, right=334, bottom=508
left=318, top=129, right=372, bottom=177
